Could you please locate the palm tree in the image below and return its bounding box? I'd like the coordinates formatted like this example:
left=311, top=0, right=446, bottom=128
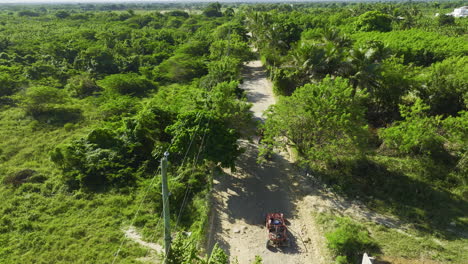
left=341, top=47, right=383, bottom=97
left=321, top=28, right=352, bottom=48
left=288, top=41, right=345, bottom=86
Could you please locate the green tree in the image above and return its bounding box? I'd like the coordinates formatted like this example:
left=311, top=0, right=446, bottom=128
left=201, top=57, right=241, bottom=88
left=342, top=47, right=383, bottom=96
left=262, top=77, right=368, bottom=166
left=356, top=11, right=392, bottom=32
left=167, top=110, right=240, bottom=169
left=65, top=74, right=101, bottom=98
left=50, top=128, right=132, bottom=189
left=209, top=35, right=254, bottom=62
left=379, top=99, right=444, bottom=156
left=437, top=14, right=455, bottom=26
left=288, top=41, right=345, bottom=86
left=156, top=54, right=207, bottom=83
left=55, top=11, right=70, bottom=19
left=0, top=71, right=24, bottom=97
left=443, top=111, right=468, bottom=185
left=75, top=46, right=118, bottom=74
left=224, top=7, right=235, bottom=17
left=22, top=86, right=67, bottom=115
left=21, top=85, right=81, bottom=123
left=203, top=2, right=222, bottom=17
left=417, top=56, right=467, bottom=116
left=208, top=81, right=252, bottom=132
left=99, top=73, right=156, bottom=95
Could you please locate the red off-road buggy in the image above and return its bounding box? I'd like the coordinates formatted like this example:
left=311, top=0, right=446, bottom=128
left=265, top=213, right=290, bottom=249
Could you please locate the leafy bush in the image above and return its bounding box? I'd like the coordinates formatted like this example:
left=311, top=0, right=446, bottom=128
left=437, top=14, right=455, bottom=26
left=326, top=217, right=377, bottom=264
left=75, top=46, right=118, bottom=74
left=201, top=57, right=242, bottom=88
left=21, top=85, right=82, bottom=123
left=51, top=103, right=174, bottom=189
left=351, top=30, right=468, bottom=66
left=167, top=236, right=228, bottom=264
left=65, top=74, right=101, bottom=98
left=251, top=256, right=263, bottom=264
left=98, top=94, right=138, bottom=120
left=156, top=54, right=207, bottom=83
left=203, top=2, right=222, bottom=18
left=99, top=73, right=156, bottom=96
left=262, top=77, right=369, bottom=167
left=50, top=128, right=132, bottom=189
left=209, top=35, right=254, bottom=62
left=416, top=56, right=467, bottom=116
left=0, top=71, right=25, bottom=97
left=207, top=243, right=229, bottom=264
left=379, top=99, right=445, bottom=156
left=167, top=110, right=241, bottom=169
left=443, top=111, right=468, bottom=189
left=355, top=11, right=392, bottom=32
left=55, top=11, right=70, bottom=19
left=209, top=81, right=252, bottom=131
left=22, top=86, right=67, bottom=115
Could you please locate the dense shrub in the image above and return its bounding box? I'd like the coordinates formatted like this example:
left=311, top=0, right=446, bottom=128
left=209, top=35, right=254, bottom=62
left=99, top=73, right=156, bottom=96
left=50, top=128, right=132, bottom=189
left=203, top=2, right=222, bottom=18
left=98, top=95, right=139, bottom=120
left=437, top=14, right=455, bottom=26
left=262, top=77, right=369, bottom=166
left=417, top=56, right=467, bottom=116
left=51, top=105, right=173, bottom=189
left=352, top=30, right=468, bottom=65
left=0, top=71, right=25, bottom=97
left=156, top=54, right=207, bottom=83
left=379, top=99, right=445, bottom=156
left=22, top=86, right=67, bottom=114
left=201, top=57, right=242, bottom=88
left=21, top=86, right=82, bottom=123
left=65, top=74, right=101, bottom=98
left=167, top=110, right=241, bottom=169
left=355, top=11, right=392, bottom=32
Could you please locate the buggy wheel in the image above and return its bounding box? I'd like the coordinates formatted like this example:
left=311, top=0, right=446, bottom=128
left=266, top=239, right=273, bottom=249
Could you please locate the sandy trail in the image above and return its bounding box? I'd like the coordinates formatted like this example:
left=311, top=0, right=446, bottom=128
left=122, top=61, right=406, bottom=263
left=207, top=60, right=327, bottom=264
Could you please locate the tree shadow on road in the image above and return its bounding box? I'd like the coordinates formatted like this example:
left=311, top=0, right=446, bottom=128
left=208, top=140, right=305, bottom=257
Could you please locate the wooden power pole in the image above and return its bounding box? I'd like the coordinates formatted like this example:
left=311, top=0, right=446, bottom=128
left=161, top=151, right=171, bottom=263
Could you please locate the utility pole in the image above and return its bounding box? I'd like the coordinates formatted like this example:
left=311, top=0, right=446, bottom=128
left=161, top=151, right=171, bottom=263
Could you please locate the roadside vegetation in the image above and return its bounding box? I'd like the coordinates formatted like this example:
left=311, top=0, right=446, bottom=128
left=0, top=2, right=252, bottom=263
left=249, top=2, right=467, bottom=263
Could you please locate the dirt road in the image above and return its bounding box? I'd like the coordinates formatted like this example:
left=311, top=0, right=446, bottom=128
left=207, top=61, right=328, bottom=264
left=128, top=61, right=412, bottom=263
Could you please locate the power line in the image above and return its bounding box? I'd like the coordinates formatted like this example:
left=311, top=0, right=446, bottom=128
left=114, top=20, right=236, bottom=263
left=111, top=112, right=206, bottom=263
left=111, top=166, right=161, bottom=264
left=174, top=118, right=209, bottom=232
left=169, top=21, right=234, bottom=249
